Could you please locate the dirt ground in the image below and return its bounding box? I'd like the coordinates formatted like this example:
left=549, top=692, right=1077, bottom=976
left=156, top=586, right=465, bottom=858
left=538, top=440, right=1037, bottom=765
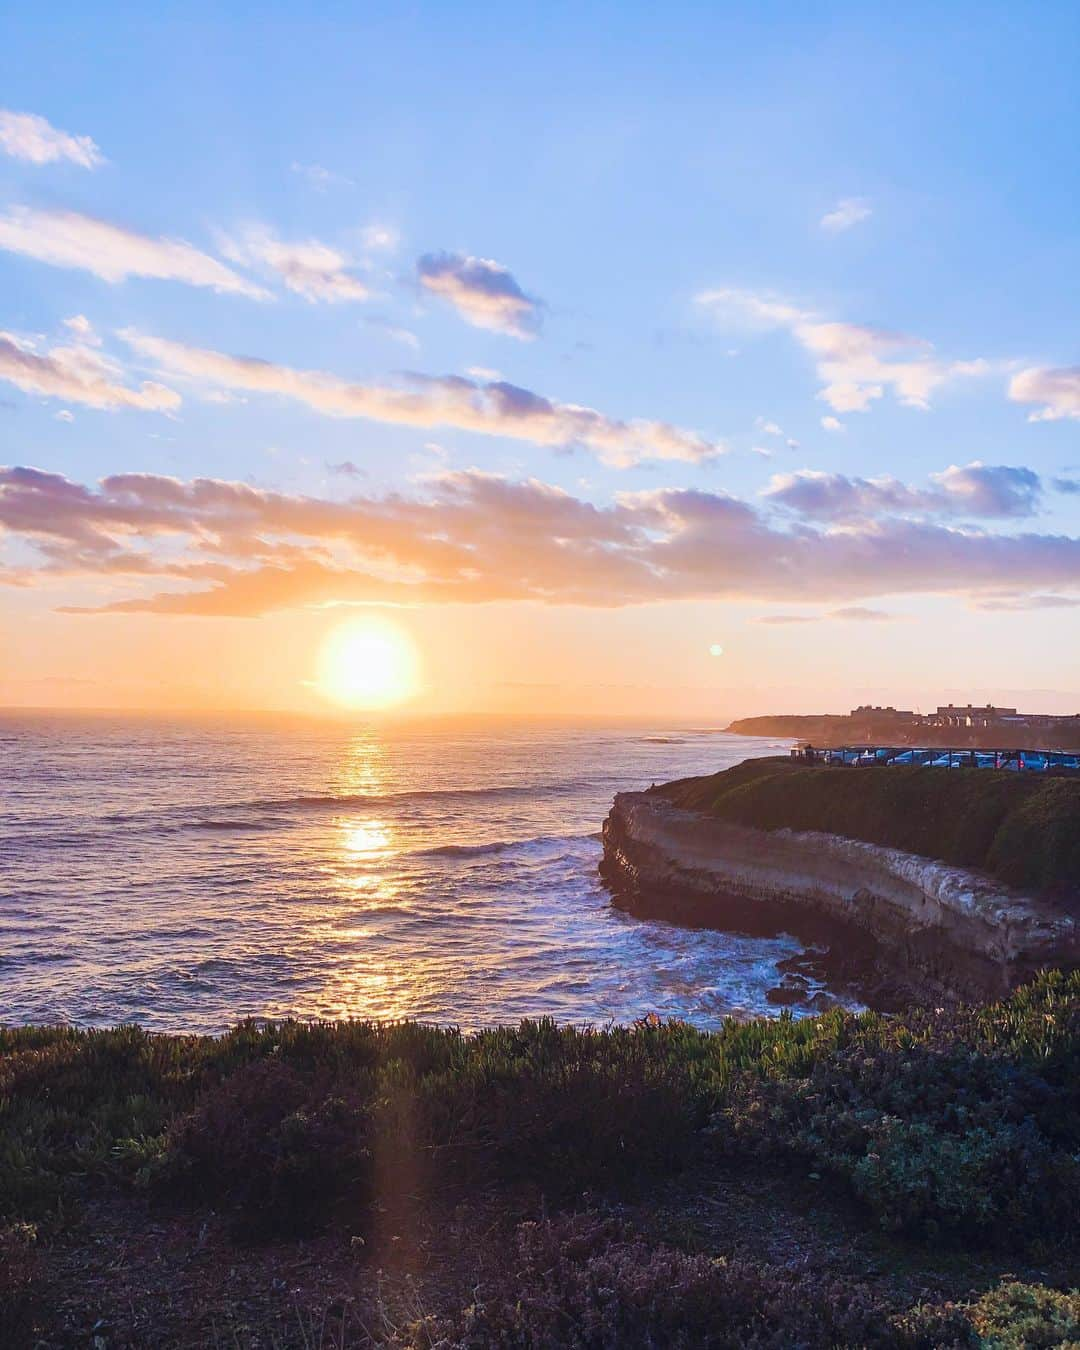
left=23, top=1161, right=1067, bottom=1348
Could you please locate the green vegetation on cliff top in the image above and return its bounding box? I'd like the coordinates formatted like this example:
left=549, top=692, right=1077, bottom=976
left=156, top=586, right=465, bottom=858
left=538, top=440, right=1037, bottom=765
left=653, top=758, right=1080, bottom=895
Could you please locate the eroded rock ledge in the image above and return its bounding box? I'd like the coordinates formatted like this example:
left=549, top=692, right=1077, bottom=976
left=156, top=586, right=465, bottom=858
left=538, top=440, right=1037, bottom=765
left=601, top=790, right=1080, bottom=1007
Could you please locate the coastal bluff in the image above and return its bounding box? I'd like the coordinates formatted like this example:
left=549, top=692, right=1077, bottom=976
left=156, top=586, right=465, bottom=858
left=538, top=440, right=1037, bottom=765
left=601, top=758, right=1080, bottom=1005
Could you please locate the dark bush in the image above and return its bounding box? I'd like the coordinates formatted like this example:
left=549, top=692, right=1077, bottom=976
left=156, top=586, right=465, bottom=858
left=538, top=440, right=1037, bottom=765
left=0, top=1223, right=42, bottom=1347
left=720, top=1039, right=1080, bottom=1245
left=418, top=1021, right=703, bottom=1196
left=163, top=1057, right=375, bottom=1239
left=3, top=974, right=1079, bottom=1255
left=421, top=1213, right=976, bottom=1349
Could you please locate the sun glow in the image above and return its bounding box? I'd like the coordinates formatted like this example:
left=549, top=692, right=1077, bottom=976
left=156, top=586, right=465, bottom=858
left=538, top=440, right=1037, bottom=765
left=316, top=619, right=420, bottom=708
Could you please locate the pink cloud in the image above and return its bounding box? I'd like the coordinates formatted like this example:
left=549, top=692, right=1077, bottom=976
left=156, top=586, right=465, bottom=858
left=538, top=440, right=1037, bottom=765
left=4, top=465, right=1080, bottom=618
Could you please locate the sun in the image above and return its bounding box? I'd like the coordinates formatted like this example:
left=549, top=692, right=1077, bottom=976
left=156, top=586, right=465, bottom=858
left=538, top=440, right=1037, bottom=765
left=316, top=618, right=421, bottom=709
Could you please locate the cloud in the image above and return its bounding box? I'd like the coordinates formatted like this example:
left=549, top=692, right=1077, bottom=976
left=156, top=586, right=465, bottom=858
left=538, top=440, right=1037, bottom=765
left=971, top=593, right=1080, bottom=612
left=290, top=161, right=353, bottom=190
left=829, top=606, right=894, bottom=621
left=755, top=606, right=895, bottom=624
left=0, top=109, right=103, bottom=168
left=930, top=462, right=1041, bottom=517
left=327, top=460, right=366, bottom=477
left=1054, top=477, right=1080, bottom=495
left=5, top=465, right=1080, bottom=618
left=1009, top=367, right=1080, bottom=422
left=362, top=316, right=420, bottom=350
left=698, top=288, right=988, bottom=414
left=820, top=415, right=844, bottom=432
left=120, top=330, right=724, bottom=468
left=62, top=314, right=101, bottom=346
left=221, top=227, right=369, bottom=303
left=417, top=252, right=541, bottom=338
left=0, top=330, right=180, bottom=413
left=361, top=224, right=398, bottom=252
left=0, top=207, right=267, bottom=298
left=763, top=462, right=1041, bottom=521
left=820, top=197, right=872, bottom=232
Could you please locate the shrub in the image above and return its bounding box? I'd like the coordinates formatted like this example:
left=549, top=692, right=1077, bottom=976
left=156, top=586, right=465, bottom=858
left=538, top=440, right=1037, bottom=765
left=0, top=1223, right=42, bottom=1347
left=720, top=1037, right=1080, bottom=1246
left=420, top=1213, right=976, bottom=1349
left=967, top=1282, right=1080, bottom=1348
left=417, top=1021, right=703, bottom=1196
left=2, top=974, right=1078, bottom=1254
left=162, top=1058, right=375, bottom=1239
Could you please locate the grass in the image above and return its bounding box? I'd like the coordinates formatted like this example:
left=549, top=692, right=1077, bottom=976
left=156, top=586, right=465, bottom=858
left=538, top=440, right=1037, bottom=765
left=654, top=757, right=1080, bottom=893
left=3, top=972, right=1080, bottom=1344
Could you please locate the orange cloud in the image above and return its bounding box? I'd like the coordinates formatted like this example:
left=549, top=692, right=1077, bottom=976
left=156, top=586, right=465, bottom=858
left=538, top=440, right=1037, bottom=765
left=4, top=465, right=1080, bottom=618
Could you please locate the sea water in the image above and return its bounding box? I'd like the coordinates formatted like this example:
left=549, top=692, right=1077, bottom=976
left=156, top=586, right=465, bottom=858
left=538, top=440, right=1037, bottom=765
left=0, top=713, right=824, bottom=1032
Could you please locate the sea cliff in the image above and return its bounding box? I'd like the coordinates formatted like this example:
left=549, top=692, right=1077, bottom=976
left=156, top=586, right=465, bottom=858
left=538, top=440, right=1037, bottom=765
left=601, top=761, right=1080, bottom=1006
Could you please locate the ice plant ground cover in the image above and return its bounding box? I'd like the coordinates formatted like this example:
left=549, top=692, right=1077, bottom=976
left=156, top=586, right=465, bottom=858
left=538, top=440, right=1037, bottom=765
left=1, top=971, right=1078, bottom=1345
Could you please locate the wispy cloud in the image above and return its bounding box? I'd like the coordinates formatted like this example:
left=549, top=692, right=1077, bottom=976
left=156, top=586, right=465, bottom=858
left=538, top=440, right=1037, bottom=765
left=360, top=224, right=399, bottom=252
left=763, top=462, right=1042, bottom=521
left=0, top=327, right=179, bottom=413
left=0, top=207, right=268, bottom=298
left=289, top=161, right=354, bottom=190
left=362, top=316, right=420, bottom=350
left=830, top=606, right=894, bottom=621
left=221, top=226, right=369, bottom=303
left=120, top=330, right=724, bottom=467
left=756, top=606, right=896, bottom=624
left=1009, top=366, right=1080, bottom=422
left=4, top=465, right=1080, bottom=617
left=417, top=252, right=542, bottom=338
left=0, top=109, right=103, bottom=168
left=972, top=593, right=1080, bottom=612
left=820, top=197, right=872, bottom=232
left=698, top=288, right=988, bottom=414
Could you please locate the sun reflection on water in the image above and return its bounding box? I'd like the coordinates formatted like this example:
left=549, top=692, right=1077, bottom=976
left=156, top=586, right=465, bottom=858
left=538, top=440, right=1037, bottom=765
left=333, top=732, right=389, bottom=798
left=341, top=819, right=393, bottom=858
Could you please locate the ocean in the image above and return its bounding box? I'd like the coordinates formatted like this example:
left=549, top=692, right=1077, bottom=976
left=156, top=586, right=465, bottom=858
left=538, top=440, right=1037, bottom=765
left=0, top=713, right=824, bottom=1033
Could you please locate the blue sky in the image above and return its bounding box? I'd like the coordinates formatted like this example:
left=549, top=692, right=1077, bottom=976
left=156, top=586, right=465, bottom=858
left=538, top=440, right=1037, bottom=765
left=2, top=2, right=1080, bottom=714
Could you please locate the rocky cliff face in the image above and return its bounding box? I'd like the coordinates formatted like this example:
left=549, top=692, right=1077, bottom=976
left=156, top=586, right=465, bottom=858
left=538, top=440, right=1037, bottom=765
left=601, top=791, right=1079, bottom=1006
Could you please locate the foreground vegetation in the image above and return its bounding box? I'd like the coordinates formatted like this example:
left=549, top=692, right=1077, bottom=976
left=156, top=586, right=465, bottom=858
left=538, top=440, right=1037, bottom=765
left=655, top=757, right=1080, bottom=893
left=2, top=971, right=1079, bottom=1345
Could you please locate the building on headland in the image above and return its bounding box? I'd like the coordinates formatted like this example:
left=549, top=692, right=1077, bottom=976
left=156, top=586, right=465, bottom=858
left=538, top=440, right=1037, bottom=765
left=847, top=701, right=1080, bottom=739
left=728, top=699, right=1080, bottom=750
left=929, top=703, right=1018, bottom=729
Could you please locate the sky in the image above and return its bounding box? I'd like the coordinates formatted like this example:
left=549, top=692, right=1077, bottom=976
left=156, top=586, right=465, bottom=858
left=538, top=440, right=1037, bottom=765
left=2, top=1, right=1080, bottom=718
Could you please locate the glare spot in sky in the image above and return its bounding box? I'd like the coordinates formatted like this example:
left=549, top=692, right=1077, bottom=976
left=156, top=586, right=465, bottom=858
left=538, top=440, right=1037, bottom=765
left=709, top=644, right=724, bottom=657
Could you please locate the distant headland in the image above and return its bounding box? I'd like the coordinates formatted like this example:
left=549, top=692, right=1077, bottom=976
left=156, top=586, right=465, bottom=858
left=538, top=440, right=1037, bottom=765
left=727, top=700, right=1080, bottom=750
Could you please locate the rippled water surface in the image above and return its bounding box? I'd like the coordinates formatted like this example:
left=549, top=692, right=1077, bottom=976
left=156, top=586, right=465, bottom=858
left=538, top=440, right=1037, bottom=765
left=1, top=713, right=812, bottom=1032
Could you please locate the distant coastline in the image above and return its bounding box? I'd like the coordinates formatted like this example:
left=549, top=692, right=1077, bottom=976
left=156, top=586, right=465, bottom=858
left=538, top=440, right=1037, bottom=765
left=727, top=702, right=1080, bottom=750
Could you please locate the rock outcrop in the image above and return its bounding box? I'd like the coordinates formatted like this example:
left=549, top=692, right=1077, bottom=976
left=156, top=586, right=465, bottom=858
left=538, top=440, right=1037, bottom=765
left=601, top=790, right=1080, bottom=1006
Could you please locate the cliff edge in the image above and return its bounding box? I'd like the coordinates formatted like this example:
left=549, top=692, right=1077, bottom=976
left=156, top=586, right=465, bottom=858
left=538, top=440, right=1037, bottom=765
left=601, top=760, right=1080, bottom=1006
